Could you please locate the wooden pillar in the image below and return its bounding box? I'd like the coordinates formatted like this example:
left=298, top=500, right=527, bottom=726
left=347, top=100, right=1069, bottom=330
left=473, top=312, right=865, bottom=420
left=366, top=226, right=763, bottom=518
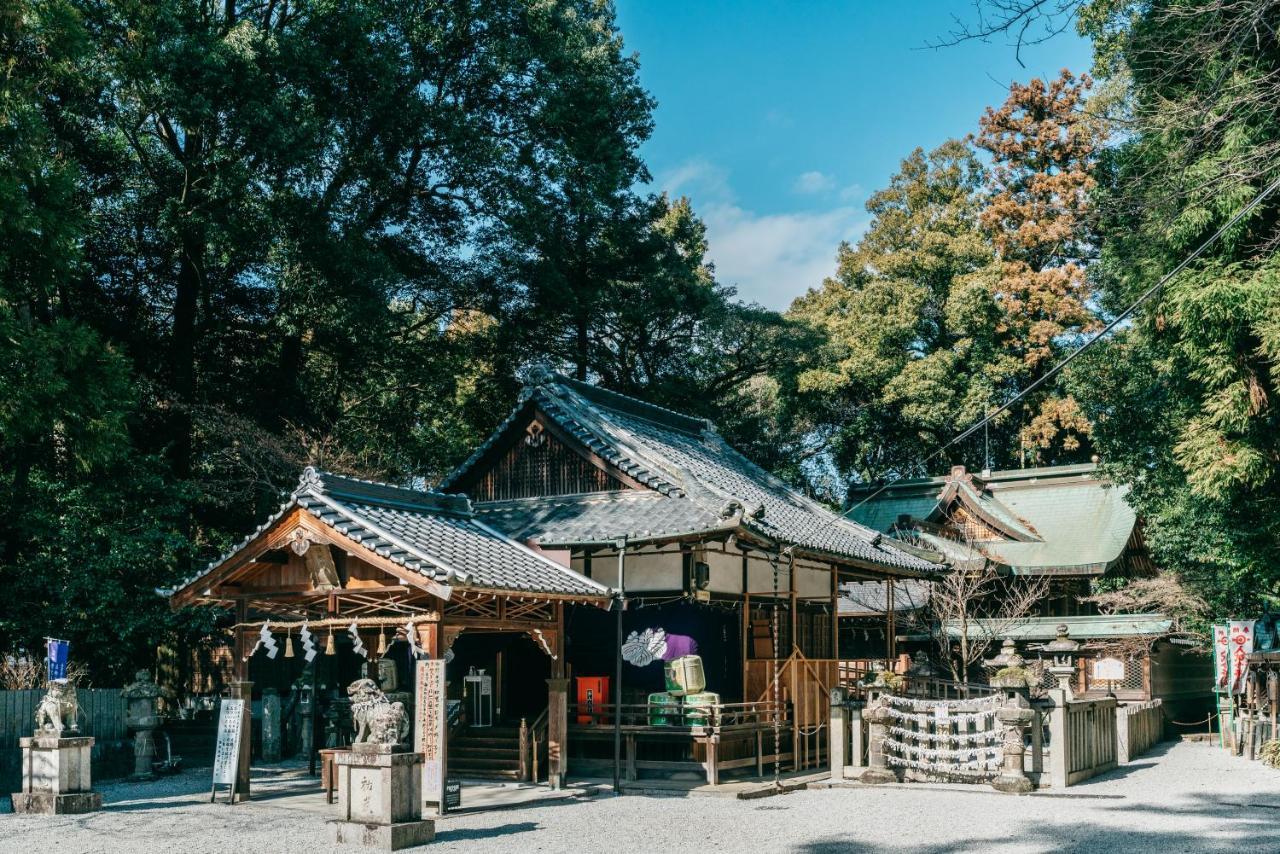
left=885, top=580, right=895, bottom=662
left=741, top=551, right=750, bottom=699
left=416, top=621, right=440, bottom=660
left=546, top=677, right=569, bottom=790
left=233, top=600, right=249, bottom=681
left=552, top=602, right=566, bottom=679
left=230, top=679, right=253, bottom=801
left=830, top=566, right=840, bottom=660
left=788, top=553, right=797, bottom=656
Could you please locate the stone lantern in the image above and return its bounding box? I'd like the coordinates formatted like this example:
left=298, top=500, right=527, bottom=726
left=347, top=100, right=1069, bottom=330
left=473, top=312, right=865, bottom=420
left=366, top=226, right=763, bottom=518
left=122, top=669, right=164, bottom=781
left=986, top=639, right=1035, bottom=795
left=1040, top=624, right=1080, bottom=696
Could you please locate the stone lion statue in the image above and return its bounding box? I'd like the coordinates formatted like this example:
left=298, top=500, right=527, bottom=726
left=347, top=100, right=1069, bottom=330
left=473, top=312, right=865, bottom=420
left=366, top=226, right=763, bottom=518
left=35, top=678, right=79, bottom=736
left=347, top=678, right=409, bottom=746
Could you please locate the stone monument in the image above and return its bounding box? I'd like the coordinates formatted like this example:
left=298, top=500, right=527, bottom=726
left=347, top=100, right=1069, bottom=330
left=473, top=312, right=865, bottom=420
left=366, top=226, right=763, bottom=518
left=330, top=679, right=434, bottom=850
left=11, top=680, right=102, bottom=814
left=122, top=669, right=164, bottom=781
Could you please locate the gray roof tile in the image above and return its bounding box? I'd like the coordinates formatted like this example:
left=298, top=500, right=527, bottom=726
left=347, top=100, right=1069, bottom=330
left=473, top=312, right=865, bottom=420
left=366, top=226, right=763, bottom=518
left=177, top=468, right=611, bottom=601
left=446, top=372, right=938, bottom=574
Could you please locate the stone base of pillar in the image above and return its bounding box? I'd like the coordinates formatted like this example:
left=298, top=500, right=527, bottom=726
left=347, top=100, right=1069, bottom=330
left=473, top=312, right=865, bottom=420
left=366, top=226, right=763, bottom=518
left=12, top=735, right=101, bottom=815
left=858, top=767, right=899, bottom=785
left=11, top=791, right=103, bottom=814
left=330, top=744, right=434, bottom=850
left=330, top=820, right=436, bottom=850
left=991, top=772, right=1034, bottom=794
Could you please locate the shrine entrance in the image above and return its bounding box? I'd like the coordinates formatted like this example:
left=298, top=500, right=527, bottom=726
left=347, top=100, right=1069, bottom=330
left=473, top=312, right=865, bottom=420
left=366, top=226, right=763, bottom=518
left=447, top=631, right=551, bottom=725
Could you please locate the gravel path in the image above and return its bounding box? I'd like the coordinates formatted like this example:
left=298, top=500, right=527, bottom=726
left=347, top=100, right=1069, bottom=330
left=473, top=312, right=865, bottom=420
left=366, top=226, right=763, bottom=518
left=2, top=740, right=1277, bottom=853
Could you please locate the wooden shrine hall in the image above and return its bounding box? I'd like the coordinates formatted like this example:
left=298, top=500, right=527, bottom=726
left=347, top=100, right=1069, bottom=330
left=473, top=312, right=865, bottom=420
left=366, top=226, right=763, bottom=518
left=170, top=366, right=944, bottom=789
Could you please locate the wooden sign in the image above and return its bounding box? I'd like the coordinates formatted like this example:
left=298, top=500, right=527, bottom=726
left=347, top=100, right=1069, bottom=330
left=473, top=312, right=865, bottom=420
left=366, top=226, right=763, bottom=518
left=1091, top=657, right=1125, bottom=682
left=210, top=698, right=245, bottom=802
left=415, top=659, right=447, bottom=813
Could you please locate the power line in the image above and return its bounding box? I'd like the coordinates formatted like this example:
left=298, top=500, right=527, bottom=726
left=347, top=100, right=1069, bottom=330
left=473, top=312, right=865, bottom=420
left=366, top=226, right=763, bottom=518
left=786, top=169, right=1280, bottom=551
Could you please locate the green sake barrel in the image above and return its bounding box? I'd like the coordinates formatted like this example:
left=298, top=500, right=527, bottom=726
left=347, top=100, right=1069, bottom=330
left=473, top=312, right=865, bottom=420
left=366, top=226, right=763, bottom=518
left=682, top=691, right=719, bottom=725
left=648, top=692, right=681, bottom=726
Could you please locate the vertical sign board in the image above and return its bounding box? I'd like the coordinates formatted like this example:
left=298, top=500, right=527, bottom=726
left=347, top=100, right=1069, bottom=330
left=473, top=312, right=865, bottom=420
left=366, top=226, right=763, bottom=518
left=1214, top=625, right=1231, bottom=691
left=1228, top=621, right=1255, bottom=695
left=210, top=698, right=246, bottom=803
left=415, top=659, right=447, bottom=814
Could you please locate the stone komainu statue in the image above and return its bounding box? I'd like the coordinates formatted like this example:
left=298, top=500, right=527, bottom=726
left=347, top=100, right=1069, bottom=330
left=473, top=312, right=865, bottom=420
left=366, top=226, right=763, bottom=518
left=35, top=678, right=79, bottom=736
left=347, top=678, right=409, bottom=745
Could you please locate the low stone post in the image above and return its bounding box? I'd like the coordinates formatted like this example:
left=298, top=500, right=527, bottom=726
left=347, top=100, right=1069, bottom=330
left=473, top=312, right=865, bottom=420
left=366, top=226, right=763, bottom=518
left=330, top=744, right=435, bottom=850
left=262, top=688, right=282, bottom=763
left=546, top=677, right=569, bottom=790
left=299, top=681, right=316, bottom=774
left=859, top=691, right=898, bottom=784
left=122, top=669, right=163, bottom=781
left=849, top=703, right=865, bottom=770
left=829, top=687, right=848, bottom=783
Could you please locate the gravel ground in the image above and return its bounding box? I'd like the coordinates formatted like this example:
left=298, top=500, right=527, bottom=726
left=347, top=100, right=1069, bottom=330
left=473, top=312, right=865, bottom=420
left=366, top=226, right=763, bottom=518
left=2, top=740, right=1277, bottom=853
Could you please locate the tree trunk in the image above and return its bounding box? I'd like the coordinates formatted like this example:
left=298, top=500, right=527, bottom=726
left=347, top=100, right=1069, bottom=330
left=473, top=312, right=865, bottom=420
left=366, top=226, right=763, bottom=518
left=170, top=237, right=201, bottom=479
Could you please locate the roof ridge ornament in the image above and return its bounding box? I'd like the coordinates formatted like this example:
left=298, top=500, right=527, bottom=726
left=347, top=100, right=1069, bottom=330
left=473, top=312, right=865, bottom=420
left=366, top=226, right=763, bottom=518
left=298, top=466, right=325, bottom=493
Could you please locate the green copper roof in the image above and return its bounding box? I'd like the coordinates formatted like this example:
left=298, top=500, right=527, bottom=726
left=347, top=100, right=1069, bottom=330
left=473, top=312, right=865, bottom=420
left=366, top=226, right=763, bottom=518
left=848, top=464, right=1136, bottom=575
left=943, top=614, right=1172, bottom=641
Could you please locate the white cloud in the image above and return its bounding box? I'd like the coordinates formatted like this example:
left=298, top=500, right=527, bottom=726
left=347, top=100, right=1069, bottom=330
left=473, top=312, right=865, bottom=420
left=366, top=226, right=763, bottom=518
left=793, top=170, right=835, bottom=195
left=701, top=201, right=866, bottom=310
left=656, top=159, right=868, bottom=311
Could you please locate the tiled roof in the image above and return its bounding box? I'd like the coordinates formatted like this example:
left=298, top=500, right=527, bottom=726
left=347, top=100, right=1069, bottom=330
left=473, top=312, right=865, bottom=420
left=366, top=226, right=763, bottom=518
left=848, top=464, right=1137, bottom=575
left=475, top=490, right=729, bottom=545
left=838, top=580, right=931, bottom=616
left=443, top=370, right=939, bottom=575
left=175, top=468, right=611, bottom=601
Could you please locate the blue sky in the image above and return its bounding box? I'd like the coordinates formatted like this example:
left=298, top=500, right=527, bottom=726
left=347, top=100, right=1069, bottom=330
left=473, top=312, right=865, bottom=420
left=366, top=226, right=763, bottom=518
left=614, top=1, right=1092, bottom=311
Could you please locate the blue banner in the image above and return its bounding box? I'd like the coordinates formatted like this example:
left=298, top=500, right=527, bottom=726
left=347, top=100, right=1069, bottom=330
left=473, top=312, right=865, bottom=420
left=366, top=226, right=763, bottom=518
left=46, top=638, right=70, bottom=681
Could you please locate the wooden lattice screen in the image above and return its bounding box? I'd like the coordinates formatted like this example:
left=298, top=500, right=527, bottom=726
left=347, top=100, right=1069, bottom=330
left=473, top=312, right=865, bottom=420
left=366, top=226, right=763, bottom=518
left=465, top=425, right=627, bottom=501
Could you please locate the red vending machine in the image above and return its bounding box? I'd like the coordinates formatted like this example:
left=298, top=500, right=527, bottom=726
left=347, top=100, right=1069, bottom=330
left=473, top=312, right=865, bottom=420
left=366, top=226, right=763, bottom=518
left=575, top=676, right=610, bottom=724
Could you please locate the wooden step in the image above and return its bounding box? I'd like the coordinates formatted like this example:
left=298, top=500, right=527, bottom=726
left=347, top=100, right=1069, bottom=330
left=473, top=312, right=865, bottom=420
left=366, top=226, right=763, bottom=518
left=450, top=746, right=520, bottom=759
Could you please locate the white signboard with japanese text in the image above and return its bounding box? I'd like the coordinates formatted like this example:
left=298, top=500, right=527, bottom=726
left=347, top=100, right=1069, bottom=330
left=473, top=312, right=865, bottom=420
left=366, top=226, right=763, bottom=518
left=416, top=659, right=447, bottom=813
left=211, top=698, right=245, bottom=800
left=1091, top=657, right=1125, bottom=682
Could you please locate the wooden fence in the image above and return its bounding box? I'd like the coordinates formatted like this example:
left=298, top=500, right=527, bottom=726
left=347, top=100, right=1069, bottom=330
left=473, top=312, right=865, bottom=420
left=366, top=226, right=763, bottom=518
left=1, top=689, right=132, bottom=794
left=1116, top=699, right=1164, bottom=764
left=1048, top=692, right=1117, bottom=787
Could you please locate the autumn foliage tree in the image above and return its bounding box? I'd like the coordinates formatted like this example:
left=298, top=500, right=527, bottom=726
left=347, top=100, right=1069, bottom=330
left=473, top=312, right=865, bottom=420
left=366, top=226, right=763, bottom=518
left=975, top=69, right=1102, bottom=458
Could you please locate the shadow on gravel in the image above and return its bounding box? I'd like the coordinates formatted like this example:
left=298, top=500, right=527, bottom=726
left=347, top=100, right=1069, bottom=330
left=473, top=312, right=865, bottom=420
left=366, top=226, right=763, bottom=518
left=793, top=788, right=1280, bottom=853
left=437, top=820, right=540, bottom=843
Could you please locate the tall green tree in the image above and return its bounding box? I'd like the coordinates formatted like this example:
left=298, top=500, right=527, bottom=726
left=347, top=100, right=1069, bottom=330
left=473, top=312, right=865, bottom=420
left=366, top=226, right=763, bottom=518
left=1068, top=0, right=1280, bottom=617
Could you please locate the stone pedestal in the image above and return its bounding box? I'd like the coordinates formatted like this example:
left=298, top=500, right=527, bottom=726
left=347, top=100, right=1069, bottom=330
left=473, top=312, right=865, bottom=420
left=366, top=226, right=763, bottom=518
left=123, top=669, right=164, bottom=781
left=859, top=693, right=899, bottom=785
left=992, top=688, right=1035, bottom=795
left=262, top=688, right=282, bottom=763
left=11, top=736, right=102, bottom=814
left=330, top=743, right=435, bottom=850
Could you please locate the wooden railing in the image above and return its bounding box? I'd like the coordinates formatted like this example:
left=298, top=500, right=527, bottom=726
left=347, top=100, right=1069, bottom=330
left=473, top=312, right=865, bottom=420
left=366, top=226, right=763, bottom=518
left=521, top=707, right=549, bottom=782
left=1049, top=693, right=1117, bottom=786
left=567, top=700, right=790, bottom=785
left=1116, top=699, right=1163, bottom=764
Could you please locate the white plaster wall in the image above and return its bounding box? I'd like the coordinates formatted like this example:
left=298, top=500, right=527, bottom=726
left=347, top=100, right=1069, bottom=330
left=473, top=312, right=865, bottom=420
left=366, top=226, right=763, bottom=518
left=704, top=549, right=743, bottom=594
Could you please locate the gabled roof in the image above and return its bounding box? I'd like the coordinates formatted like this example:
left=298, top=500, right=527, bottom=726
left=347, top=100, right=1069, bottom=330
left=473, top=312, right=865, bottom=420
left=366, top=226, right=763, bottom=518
left=442, top=369, right=939, bottom=575
left=172, top=468, right=612, bottom=603
left=848, top=464, right=1137, bottom=576
left=838, top=580, right=931, bottom=616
